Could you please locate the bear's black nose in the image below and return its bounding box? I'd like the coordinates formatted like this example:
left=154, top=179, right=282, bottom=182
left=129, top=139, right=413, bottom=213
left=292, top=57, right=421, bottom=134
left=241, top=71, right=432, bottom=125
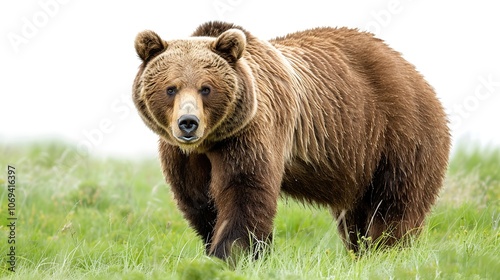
left=178, top=114, right=199, bottom=136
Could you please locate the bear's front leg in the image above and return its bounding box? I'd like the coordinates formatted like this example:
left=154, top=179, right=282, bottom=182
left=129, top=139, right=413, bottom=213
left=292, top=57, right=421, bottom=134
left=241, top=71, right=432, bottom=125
left=158, top=141, right=217, bottom=252
left=207, top=145, right=283, bottom=260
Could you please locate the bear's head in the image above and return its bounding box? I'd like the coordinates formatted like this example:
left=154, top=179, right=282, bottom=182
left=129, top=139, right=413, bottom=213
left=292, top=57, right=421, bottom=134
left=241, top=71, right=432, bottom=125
left=133, top=28, right=257, bottom=152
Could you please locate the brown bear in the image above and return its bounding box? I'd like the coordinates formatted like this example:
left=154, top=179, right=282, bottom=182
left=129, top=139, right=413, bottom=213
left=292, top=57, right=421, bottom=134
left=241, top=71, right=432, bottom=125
left=132, top=21, right=450, bottom=260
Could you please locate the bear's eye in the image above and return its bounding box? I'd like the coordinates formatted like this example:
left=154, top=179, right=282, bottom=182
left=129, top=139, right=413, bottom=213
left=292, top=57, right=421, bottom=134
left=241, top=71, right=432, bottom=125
left=166, top=86, right=177, bottom=96
left=200, top=86, right=211, bottom=96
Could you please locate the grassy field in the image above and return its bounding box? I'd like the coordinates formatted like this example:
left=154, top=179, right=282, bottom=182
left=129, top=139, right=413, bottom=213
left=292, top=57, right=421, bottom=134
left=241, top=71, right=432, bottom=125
left=0, top=142, right=499, bottom=279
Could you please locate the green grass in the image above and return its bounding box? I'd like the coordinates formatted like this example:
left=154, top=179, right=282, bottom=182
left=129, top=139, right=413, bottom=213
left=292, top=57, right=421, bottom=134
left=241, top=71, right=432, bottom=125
left=0, top=141, right=499, bottom=279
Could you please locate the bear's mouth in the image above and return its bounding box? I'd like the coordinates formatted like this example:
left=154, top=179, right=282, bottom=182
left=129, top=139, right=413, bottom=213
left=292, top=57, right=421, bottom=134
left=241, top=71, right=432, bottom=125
left=178, top=135, right=200, bottom=143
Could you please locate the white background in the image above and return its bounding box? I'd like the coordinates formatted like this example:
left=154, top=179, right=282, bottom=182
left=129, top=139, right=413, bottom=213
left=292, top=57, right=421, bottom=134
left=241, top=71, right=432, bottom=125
left=1, top=0, right=499, bottom=158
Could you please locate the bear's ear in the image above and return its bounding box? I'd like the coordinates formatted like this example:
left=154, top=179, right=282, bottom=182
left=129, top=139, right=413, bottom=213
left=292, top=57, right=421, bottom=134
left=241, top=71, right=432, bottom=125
left=211, top=29, right=246, bottom=63
left=134, top=30, right=168, bottom=62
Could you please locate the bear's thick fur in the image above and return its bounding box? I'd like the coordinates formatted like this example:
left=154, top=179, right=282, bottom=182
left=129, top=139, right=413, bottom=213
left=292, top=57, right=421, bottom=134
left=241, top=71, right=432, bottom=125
left=132, top=21, right=450, bottom=259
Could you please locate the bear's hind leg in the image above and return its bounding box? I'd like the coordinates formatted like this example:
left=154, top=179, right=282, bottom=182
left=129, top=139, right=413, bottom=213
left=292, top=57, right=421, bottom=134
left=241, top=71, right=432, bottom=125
left=336, top=194, right=420, bottom=253
left=361, top=157, right=432, bottom=250
left=337, top=160, right=430, bottom=253
left=335, top=206, right=368, bottom=253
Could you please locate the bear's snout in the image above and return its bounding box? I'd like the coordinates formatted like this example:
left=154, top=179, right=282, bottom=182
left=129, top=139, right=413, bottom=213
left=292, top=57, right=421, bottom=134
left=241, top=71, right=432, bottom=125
left=170, top=90, right=205, bottom=145
left=177, top=114, right=199, bottom=141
